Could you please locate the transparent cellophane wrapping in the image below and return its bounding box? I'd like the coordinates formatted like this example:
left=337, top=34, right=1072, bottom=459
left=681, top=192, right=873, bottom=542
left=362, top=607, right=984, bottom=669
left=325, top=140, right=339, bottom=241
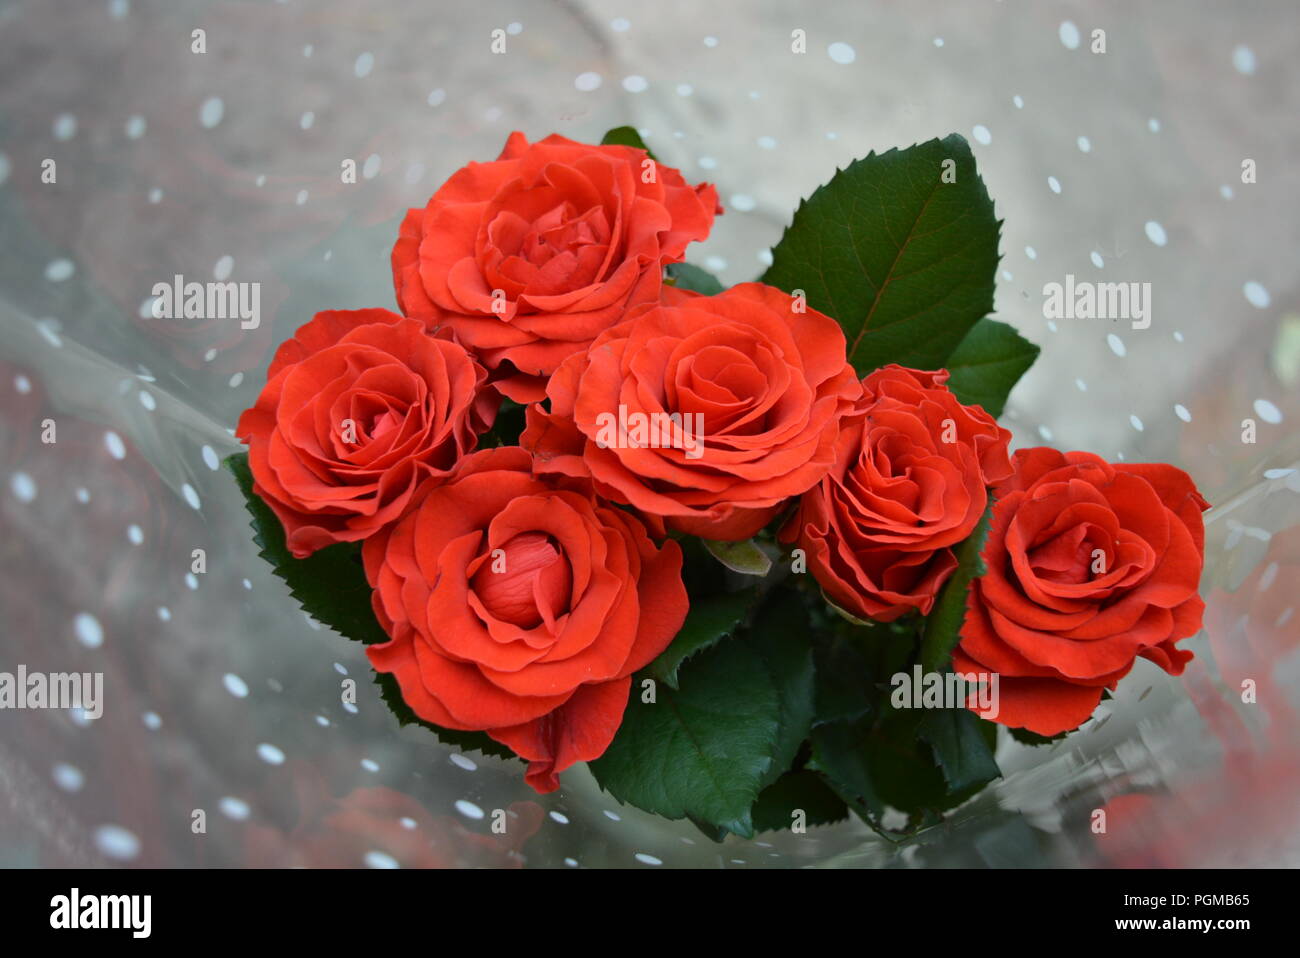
left=1, top=0, right=1296, bottom=867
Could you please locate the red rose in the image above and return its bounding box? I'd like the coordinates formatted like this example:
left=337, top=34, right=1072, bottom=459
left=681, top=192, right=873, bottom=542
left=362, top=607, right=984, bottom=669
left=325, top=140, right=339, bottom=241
left=362, top=446, right=688, bottom=792
left=522, top=283, right=864, bottom=541
left=781, top=365, right=1013, bottom=621
left=237, top=309, right=495, bottom=558
left=392, top=131, right=720, bottom=401
left=955, top=448, right=1209, bottom=735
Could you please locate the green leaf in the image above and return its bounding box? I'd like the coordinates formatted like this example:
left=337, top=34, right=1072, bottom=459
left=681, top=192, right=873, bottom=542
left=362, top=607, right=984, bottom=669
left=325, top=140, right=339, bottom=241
left=647, top=591, right=754, bottom=690
left=943, top=318, right=1039, bottom=417
left=919, top=503, right=994, bottom=675
left=762, top=134, right=1001, bottom=376
left=746, top=591, right=816, bottom=793
left=589, top=639, right=783, bottom=832
left=751, top=770, right=849, bottom=834
left=703, top=537, right=773, bottom=576
left=600, top=125, right=657, bottom=160
left=666, top=261, right=725, bottom=295
left=229, top=452, right=517, bottom=763
left=811, top=639, right=876, bottom=727
left=917, top=708, right=1001, bottom=793
left=806, top=718, right=886, bottom=823
left=226, top=453, right=386, bottom=646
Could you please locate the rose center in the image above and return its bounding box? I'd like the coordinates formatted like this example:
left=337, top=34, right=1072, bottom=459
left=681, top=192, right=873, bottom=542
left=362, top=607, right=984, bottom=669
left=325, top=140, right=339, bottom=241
left=470, top=532, right=571, bottom=629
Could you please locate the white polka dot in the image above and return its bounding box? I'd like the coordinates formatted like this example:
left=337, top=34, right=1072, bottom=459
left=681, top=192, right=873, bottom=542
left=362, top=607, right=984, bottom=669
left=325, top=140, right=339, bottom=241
left=223, top=673, right=249, bottom=698
left=219, top=797, right=250, bottom=820
left=53, top=113, right=77, bottom=141
left=75, top=487, right=90, bottom=503
left=361, top=758, right=379, bottom=772
left=14, top=374, right=30, bottom=394
left=703, top=36, right=718, bottom=48
left=827, top=42, right=856, bottom=65
left=1253, top=398, right=1282, bottom=424
left=1090, top=251, right=1104, bottom=269
left=1025, top=246, right=1037, bottom=261
left=201, top=445, right=220, bottom=471
left=138, top=390, right=156, bottom=411
left=449, top=754, right=477, bottom=771
left=971, top=124, right=991, bottom=146
left=157, top=606, right=171, bottom=622
left=455, top=800, right=485, bottom=820
left=1232, top=45, right=1256, bottom=76
left=1107, top=333, right=1126, bottom=357
left=729, top=193, right=756, bottom=212
left=10, top=472, right=36, bottom=503
left=574, top=72, right=601, bottom=92
left=1145, top=221, right=1167, bottom=247
left=1059, top=21, right=1080, bottom=50
left=354, top=52, right=374, bottom=78
left=1047, top=176, right=1061, bottom=194
left=362, top=154, right=381, bottom=179
left=127, top=523, right=144, bottom=545
left=622, top=75, right=647, bottom=93
left=1077, top=135, right=1091, bottom=153
left=400, top=817, right=417, bottom=829
left=142, top=711, right=161, bottom=730
left=610, top=17, right=630, bottom=32
left=1075, top=378, right=1088, bottom=392
left=506, top=22, right=522, bottom=35
left=933, top=37, right=945, bottom=48
left=295, top=189, right=309, bottom=205
left=1013, top=94, right=1024, bottom=109
left=74, top=612, right=103, bottom=648
left=1220, top=184, right=1234, bottom=200
left=1148, top=117, right=1161, bottom=133
left=257, top=743, right=285, bottom=765
left=125, top=115, right=146, bottom=139
left=1037, top=424, right=1054, bottom=441
left=604, top=809, right=622, bottom=821
left=53, top=763, right=84, bottom=792
left=1175, top=404, right=1191, bottom=422
left=94, top=825, right=140, bottom=861
left=426, top=88, right=446, bottom=108
left=1130, top=414, right=1144, bottom=432
left=635, top=852, right=663, bottom=866
left=1243, top=281, right=1270, bottom=309
left=45, top=259, right=75, bottom=282
left=181, top=483, right=201, bottom=510
left=302, top=44, right=313, bottom=57
left=676, top=83, right=693, bottom=97
left=698, top=156, right=717, bottom=170
left=199, top=97, right=224, bottom=129
left=185, top=572, right=199, bottom=591
left=757, top=136, right=777, bottom=150
left=365, top=850, right=399, bottom=869
left=549, top=811, right=570, bottom=825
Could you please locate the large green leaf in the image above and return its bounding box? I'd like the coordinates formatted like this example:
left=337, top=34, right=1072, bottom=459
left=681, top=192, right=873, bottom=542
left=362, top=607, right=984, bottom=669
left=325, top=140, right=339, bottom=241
left=943, top=318, right=1039, bottom=417
left=228, top=452, right=514, bottom=761
left=226, top=453, right=386, bottom=646
left=647, top=590, right=754, bottom=690
left=751, top=770, right=848, bottom=834
left=919, top=503, right=994, bottom=675
left=746, top=591, right=817, bottom=793
left=589, top=639, right=783, bottom=832
left=917, top=708, right=1001, bottom=794
left=762, top=134, right=1001, bottom=376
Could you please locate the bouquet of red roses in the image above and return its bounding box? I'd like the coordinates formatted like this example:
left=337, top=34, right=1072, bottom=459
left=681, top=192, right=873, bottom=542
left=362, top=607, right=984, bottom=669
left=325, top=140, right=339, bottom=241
left=229, top=128, right=1208, bottom=840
